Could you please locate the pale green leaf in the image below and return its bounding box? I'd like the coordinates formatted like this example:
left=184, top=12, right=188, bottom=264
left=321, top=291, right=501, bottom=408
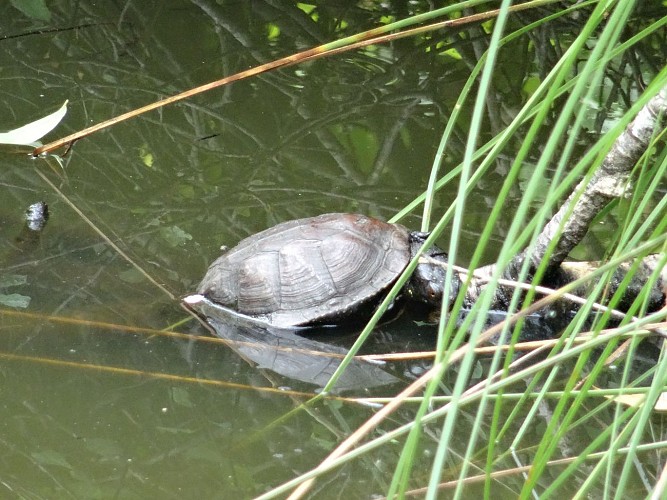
left=31, top=450, right=71, bottom=469
left=160, top=225, right=193, bottom=247
left=0, top=100, right=68, bottom=146
left=10, top=0, right=51, bottom=21
left=0, top=274, right=27, bottom=288
left=0, top=293, right=31, bottom=309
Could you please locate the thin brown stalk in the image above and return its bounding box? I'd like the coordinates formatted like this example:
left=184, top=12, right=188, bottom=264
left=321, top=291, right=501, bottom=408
left=32, top=0, right=557, bottom=156
left=0, top=307, right=369, bottom=361
left=0, top=351, right=323, bottom=399
left=400, top=440, right=667, bottom=498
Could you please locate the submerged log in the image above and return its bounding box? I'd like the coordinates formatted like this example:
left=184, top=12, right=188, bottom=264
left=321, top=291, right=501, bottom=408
left=460, top=254, right=666, bottom=316
left=557, top=255, right=667, bottom=313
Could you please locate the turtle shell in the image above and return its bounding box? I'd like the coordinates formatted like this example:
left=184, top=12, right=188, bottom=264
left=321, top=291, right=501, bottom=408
left=196, top=213, right=411, bottom=328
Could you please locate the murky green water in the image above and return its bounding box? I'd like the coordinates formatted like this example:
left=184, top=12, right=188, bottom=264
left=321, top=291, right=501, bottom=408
left=1, top=2, right=665, bottom=498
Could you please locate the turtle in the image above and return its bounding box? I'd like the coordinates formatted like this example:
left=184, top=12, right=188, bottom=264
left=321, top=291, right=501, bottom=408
left=185, top=213, right=459, bottom=328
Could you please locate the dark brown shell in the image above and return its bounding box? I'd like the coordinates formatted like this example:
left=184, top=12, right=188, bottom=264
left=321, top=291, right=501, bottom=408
left=196, top=213, right=411, bottom=327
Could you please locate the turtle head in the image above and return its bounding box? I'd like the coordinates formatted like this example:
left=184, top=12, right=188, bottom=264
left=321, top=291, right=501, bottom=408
left=404, top=232, right=460, bottom=308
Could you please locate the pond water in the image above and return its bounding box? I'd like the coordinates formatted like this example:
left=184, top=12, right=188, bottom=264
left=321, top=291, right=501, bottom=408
left=0, top=2, right=665, bottom=498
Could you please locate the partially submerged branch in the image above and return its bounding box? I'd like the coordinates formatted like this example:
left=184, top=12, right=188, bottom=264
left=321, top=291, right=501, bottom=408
left=466, top=86, right=667, bottom=310
left=453, top=254, right=667, bottom=317
left=455, top=253, right=666, bottom=322
left=529, top=86, right=667, bottom=271
left=557, top=254, right=667, bottom=313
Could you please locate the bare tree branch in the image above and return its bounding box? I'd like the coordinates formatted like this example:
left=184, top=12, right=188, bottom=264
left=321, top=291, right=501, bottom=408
left=463, top=86, right=667, bottom=310
left=530, top=86, right=667, bottom=271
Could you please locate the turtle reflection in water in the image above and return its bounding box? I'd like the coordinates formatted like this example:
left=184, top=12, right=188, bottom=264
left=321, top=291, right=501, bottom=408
left=185, top=213, right=460, bottom=329
left=183, top=294, right=401, bottom=391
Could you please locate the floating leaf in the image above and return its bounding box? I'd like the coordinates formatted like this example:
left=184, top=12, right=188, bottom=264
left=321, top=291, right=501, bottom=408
left=138, top=143, right=154, bottom=167
left=10, top=0, right=51, bottom=21
left=31, top=449, right=71, bottom=469
left=0, top=100, right=68, bottom=146
left=119, top=268, right=145, bottom=284
left=171, top=387, right=194, bottom=408
left=160, top=225, right=193, bottom=247
left=0, top=293, right=31, bottom=309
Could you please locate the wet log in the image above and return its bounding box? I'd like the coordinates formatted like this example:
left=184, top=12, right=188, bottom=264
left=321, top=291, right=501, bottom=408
left=460, top=254, right=666, bottom=316
left=557, top=255, right=667, bottom=313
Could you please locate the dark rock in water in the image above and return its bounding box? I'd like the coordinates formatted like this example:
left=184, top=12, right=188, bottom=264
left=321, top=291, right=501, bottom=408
left=24, top=201, right=49, bottom=232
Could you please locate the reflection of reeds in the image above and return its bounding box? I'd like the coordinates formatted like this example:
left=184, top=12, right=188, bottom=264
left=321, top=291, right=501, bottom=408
left=0, top=350, right=317, bottom=398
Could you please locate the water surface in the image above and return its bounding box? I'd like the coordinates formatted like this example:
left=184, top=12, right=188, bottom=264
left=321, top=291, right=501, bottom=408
left=0, top=2, right=664, bottom=498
